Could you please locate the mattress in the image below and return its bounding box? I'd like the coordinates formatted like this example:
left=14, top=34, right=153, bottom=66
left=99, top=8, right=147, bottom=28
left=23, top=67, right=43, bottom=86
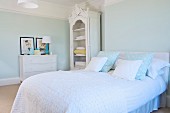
left=11, top=71, right=166, bottom=113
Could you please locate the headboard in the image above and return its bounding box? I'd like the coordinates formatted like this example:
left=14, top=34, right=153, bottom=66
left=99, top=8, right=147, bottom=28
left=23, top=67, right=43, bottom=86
left=118, top=52, right=169, bottom=85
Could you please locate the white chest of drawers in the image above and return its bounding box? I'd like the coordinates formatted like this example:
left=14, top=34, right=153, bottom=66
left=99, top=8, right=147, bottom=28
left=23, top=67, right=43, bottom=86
left=19, top=55, right=57, bottom=81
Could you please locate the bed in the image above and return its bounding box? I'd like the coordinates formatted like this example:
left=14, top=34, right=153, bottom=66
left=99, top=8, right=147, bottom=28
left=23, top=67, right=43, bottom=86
left=11, top=52, right=169, bottom=113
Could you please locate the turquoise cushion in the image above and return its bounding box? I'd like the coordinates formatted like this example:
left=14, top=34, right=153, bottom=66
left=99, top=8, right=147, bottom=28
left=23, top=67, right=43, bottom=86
left=124, top=53, right=153, bottom=80
left=97, top=51, right=119, bottom=72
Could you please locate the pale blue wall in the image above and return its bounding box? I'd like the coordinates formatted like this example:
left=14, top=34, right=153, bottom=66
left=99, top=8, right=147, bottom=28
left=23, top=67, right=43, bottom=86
left=0, top=11, right=70, bottom=79
left=103, top=0, right=170, bottom=94
left=103, top=0, right=170, bottom=52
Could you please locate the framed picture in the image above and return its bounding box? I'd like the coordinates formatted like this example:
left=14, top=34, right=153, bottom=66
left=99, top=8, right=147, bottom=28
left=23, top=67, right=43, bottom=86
left=36, top=37, right=46, bottom=55
left=20, top=37, right=35, bottom=55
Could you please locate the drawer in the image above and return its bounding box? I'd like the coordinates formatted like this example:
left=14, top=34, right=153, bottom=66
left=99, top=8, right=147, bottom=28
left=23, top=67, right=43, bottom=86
left=24, top=63, right=56, bottom=72
left=23, top=56, right=56, bottom=64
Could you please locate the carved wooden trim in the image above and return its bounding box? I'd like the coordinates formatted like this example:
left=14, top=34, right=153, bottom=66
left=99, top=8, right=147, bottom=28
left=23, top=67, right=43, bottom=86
left=69, top=4, right=89, bottom=23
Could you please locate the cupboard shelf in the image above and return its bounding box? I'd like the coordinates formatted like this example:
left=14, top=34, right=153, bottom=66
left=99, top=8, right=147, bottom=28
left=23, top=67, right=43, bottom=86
left=73, top=28, right=85, bottom=32
left=74, top=55, right=86, bottom=57
left=74, top=39, right=86, bottom=41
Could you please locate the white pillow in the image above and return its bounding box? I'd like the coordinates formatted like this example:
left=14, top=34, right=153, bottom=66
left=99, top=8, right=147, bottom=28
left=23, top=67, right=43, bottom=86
left=85, top=57, right=108, bottom=72
left=112, top=59, right=142, bottom=80
left=147, top=58, right=170, bottom=79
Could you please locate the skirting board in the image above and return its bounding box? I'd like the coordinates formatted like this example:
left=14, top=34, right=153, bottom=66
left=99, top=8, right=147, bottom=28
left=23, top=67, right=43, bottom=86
left=0, top=77, right=20, bottom=86
left=167, top=95, right=170, bottom=107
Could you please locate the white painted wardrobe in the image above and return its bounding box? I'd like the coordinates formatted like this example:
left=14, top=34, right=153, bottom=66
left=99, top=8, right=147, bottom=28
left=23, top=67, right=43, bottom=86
left=69, top=5, right=101, bottom=70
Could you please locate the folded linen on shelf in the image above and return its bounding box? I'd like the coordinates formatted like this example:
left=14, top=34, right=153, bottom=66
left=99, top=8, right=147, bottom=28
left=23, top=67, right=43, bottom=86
left=74, top=49, right=86, bottom=55
left=75, top=61, right=86, bottom=66
left=75, top=36, right=85, bottom=40
left=76, top=47, right=85, bottom=50
left=75, top=54, right=86, bottom=56
left=74, top=65, right=86, bottom=69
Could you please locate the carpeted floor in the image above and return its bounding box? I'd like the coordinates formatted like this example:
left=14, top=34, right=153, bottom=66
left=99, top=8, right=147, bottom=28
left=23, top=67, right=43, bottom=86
left=0, top=84, right=170, bottom=113
left=0, top=84, right=20, bottom=113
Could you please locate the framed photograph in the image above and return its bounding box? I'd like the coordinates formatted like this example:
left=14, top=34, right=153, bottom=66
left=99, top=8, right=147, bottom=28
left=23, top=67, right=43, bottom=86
left=20, top=37, right=35, bottom=55
left=36, top=37, right=46, bottom=55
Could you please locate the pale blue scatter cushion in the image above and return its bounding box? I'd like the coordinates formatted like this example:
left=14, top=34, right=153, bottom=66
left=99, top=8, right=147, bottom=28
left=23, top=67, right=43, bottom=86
left=124, top=53, right=153, bottom=80
left=97, top=51, right=119, bottom=72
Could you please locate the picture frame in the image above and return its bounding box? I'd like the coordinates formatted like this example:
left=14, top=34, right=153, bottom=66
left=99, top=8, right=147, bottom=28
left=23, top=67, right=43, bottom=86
left=36, top=37, right=46, bottom=55
left=20, top=37, right=35, bottom=55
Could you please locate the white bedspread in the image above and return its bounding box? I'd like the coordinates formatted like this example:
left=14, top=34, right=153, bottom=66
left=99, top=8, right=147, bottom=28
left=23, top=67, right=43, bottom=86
left=124, top=75, right=166, bottom=112
left=11, top=71, right=166, bottom=113
left=108, top=70, right=166, bottom=112
left=11, top=71, right=128, bottom=113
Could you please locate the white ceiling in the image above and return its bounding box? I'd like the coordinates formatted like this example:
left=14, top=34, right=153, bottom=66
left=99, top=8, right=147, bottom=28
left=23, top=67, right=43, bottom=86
left=41, top=0, right=86, bottom=6
left=0, top=0, right=123, bottom=20
left=41, top=0, right=122, bottom=10
left=41, top=0, right=106, bottom=11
